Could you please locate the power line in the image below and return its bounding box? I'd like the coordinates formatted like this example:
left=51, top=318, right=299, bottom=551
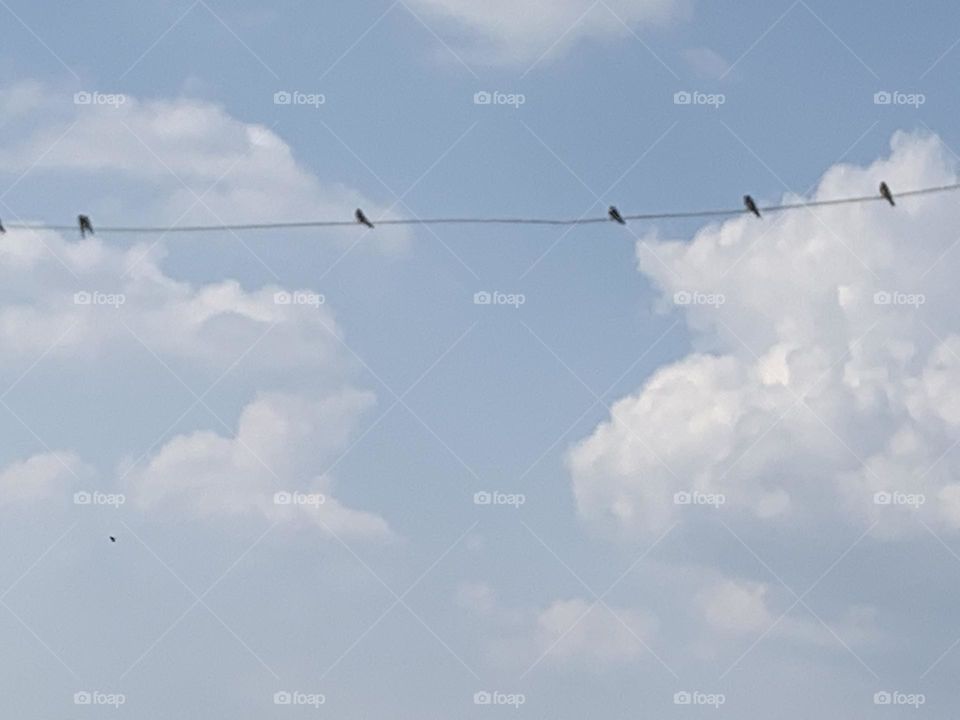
left=3, top=181, right=958, bottom=235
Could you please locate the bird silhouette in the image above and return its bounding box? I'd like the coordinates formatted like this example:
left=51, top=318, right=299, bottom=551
left=880, top=182, right=896, bottom=207
left=355, top=208, right=375, bottom=229
left=78, top=215, right=94, bottom=238
left=109, top=536, right=116, bottom=543
left=0, top=218, right=5, bottom=234
left=608, top=206, right=626, bottom=225
left=744, top=195, right=762, bottom=219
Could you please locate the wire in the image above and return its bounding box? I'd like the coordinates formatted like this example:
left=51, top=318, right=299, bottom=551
left=5, top=181, right=960, bottom=235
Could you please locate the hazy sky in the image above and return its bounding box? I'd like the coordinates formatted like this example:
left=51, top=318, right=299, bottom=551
left=1, top=1, right=960, bottom=717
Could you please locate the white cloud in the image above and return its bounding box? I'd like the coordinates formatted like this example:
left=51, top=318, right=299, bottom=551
left=568, top=131, right=960, bottom=539
left=697, top=577, right=878, bottom=649
left=1, top=83, right=408, bottom=251
left=462, top=587, right=658, bottom=668
left=406, top=0, right=689, bottom=66
left=0, top=227, right=346, bottom=373
left=0, top=85, right=393, bottom=538
left=126, top=390, right=392, bottom=540
left=0, top=451, right=89, bottom=506
left=536, top=598, right=658, bottom=666
left=699, top=578, right=773, bottom=636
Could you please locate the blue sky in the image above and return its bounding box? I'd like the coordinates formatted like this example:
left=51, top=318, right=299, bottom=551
left=2, top=1, right=960, bottom=717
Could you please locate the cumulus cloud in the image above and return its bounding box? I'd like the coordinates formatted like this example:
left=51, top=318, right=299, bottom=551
left=461, top=587, right=658, bottom=668
left=0, top=227, right=346, bottom=374
left=0, top=84, right=393, bottom=537
left=0, top=452, right=90, bottom=506
left=125, top=390, right=392, bottom=540
left=406, top=0, right=689, bottom=66
left=568, top=131, right=960, bottom=539
left=535, top=598, right=658, bottom=666
left=0, top=82, right=408, bottom=251
left=696, top=577, right=879, bottom=650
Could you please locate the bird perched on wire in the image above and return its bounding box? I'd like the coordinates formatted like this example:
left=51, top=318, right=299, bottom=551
left=608, top=206, right=626, bottom=225
left=880, top=182, right=896, bottom=207
left=355, top=208, right=375, bottom=229
left=78, top=215, right=94, bottom=238
left=743, top=195, right=762, bottom=219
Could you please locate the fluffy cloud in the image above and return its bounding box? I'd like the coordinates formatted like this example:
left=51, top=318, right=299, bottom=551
left=569, top=131, right=960, bottom=539
left=460, top=585, right=658, bottom=668
left=0, top=228, right=347, bottom=372
left=0, top=452, right=90, bottom=506
left=535, top=598, right=658, bottom=666
left=0, top=86, right=392, bottom=538
left=406, top=0, right=689, bottom=66
left=0, top=83, right=408, bottom=250
left=696, top=577, right=878, bottom=650
left=126, top=390, right=392, bottom=540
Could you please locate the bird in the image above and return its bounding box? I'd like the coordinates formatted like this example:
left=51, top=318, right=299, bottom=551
left=355, top=208, right=375, bottom=229
left=109, top=536, right=116, bottom=543
left=608, top=206, right=626, bottom=225
left=78, top=215, right=94, bottom=238
left=880, top=182, right=896, bottom=207
left=0, top=218, right=5, bottom=234
left=744, top=195, right=762, bottom=219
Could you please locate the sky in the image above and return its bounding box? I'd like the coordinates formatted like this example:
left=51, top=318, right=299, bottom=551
left=1, top=0, right=960, bottom=717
